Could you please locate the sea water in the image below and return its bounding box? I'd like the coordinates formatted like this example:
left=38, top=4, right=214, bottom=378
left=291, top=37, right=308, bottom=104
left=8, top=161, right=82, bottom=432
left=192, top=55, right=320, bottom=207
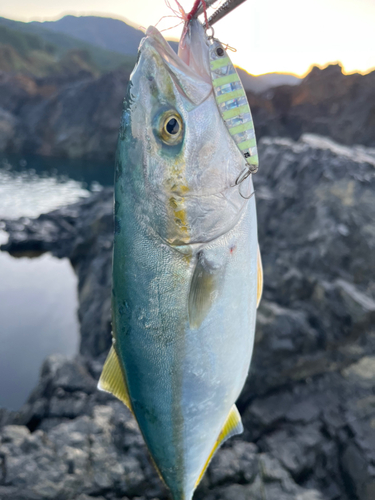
left=0, top=155, right=113, bottom=410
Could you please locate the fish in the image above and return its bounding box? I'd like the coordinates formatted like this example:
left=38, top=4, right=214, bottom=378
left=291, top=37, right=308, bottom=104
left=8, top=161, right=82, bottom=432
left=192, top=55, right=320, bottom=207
left=98, top=17, right=263, bottom=500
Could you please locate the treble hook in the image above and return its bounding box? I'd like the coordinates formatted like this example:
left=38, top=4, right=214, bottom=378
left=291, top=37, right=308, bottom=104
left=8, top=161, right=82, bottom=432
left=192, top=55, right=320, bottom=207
left=232, top=167, right=255, bottom=199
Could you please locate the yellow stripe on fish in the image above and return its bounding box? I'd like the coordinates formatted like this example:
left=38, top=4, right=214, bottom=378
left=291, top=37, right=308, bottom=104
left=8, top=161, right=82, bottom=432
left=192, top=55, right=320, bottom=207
left=209, top=40, right=259, bottom=174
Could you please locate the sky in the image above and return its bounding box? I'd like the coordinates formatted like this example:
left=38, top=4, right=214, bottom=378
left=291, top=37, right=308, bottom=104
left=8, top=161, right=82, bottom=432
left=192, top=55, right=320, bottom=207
left=1, top=0, right=375, bottom=76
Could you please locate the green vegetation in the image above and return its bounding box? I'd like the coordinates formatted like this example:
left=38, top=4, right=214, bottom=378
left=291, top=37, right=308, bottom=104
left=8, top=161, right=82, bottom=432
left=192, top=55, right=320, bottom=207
left=0, top=24, right=56, bottom=56
left=0, top=18, right=136, bottom=77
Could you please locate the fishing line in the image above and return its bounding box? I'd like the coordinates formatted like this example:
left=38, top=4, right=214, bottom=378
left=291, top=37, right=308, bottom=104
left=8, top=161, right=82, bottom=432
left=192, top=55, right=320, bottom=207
left=155, top=15, right=184, bottom=32
left=166, top=0, right=183, bottom=17
left=153, top=0, right=184, bottom=32
left=188, top=0, right=209, bottom=30
left=186, top=0, right=204, bottom=21
left=157, top=0, right=205, bottom=35
left=180, top=1, right=210, bottom=40
left=155, top=2, right=214, bottom=41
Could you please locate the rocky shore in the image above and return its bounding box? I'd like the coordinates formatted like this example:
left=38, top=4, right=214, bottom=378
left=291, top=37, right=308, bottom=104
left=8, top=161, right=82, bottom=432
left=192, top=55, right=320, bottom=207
left=0, top=64, right=374, bottom=160
left=1, top=134, right=375, bottom=500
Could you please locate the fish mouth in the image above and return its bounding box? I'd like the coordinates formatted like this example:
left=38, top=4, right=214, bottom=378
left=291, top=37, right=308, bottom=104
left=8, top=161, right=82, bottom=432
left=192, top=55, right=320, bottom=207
left=177, top=20, right=212, bottom=83
left=143, top=21, right=212, bottom=105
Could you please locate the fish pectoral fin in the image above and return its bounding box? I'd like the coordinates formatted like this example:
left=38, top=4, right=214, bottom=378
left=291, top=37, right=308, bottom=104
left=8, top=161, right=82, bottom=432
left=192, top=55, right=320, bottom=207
left=188, top=252, right=221, bottom=330
left=195, top=405, right=243, bottom=488
left=257, top=244, right=263, bottom=309
left=97, top=345, right=132, bottom=412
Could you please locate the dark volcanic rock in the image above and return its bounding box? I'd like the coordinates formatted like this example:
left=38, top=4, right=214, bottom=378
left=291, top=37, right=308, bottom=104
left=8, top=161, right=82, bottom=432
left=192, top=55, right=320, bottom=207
left=242, top=134, right=375, bottom=399
left=1, top=64, right=375, bottom=159
left=19, top=69, right=129, bottom=159
left=0, top=68, right=129, bottom=160
left=0, top=354, right=322, bottom=500
left=251, top=64, right=375, bottom=148
left=2, top=134, right=375, bottom=499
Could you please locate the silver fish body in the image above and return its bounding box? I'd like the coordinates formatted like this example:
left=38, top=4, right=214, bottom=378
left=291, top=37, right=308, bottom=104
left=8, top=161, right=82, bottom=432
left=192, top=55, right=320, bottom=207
left=99, top=20, right=261, bottom=500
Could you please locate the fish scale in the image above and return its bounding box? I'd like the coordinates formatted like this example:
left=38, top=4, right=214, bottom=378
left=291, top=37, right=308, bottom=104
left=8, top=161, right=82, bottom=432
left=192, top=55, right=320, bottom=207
left=209, top=39, right=259, bottom=172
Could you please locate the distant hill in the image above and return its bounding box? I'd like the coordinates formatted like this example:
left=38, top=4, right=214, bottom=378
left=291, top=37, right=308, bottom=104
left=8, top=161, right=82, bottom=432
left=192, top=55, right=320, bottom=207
left=31, top=15, right=179, bottom=56
left=0, top=17, right=135, bottom=76
left=237, top=68, right=301, bottom=94
left=31, top=15, right=145, bottom=56
left=0, top=24, right=99, bottom=77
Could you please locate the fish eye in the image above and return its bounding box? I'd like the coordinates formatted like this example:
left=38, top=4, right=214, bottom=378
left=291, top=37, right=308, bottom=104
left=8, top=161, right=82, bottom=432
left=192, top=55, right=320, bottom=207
left=216, top=47, right=224, bottom=57
left=165, top=118, right=179, bottom=135
left=159, top=111, right=184, bottom=145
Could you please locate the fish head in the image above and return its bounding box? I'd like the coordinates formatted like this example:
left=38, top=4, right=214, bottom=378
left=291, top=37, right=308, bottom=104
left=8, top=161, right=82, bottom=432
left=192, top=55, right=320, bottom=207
left=118, top=20, right=252, bottom=249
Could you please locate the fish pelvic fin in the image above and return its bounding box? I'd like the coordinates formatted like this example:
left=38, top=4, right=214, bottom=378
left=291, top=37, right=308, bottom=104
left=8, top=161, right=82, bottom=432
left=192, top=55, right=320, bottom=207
left=97, top=345, right=132, bottom=412
left=194, top=405, right=243, bottom=488
left=188, top=252, right=221, bottom=329
left=257, top=244, right=263, bottom=309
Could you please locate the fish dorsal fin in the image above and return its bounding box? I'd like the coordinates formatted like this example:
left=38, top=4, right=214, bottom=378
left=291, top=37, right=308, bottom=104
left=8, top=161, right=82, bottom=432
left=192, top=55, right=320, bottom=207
left=195, top=405, right=243, bottom=488
left=97, top=345, right=132, bottom=412
left=257, top=245, right=263, bottom=309
left=188, top=252, right=221, bottom=330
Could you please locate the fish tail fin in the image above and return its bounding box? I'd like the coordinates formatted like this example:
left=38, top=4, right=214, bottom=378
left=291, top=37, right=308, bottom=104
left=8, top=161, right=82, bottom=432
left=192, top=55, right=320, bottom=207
left=194, top=405, right=243, bottom=489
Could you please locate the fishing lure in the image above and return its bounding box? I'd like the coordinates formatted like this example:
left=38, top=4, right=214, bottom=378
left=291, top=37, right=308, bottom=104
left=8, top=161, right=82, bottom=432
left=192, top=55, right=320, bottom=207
left=208, top=36, right=259, bottom=174
left=193, top=0, right=259, bottom=176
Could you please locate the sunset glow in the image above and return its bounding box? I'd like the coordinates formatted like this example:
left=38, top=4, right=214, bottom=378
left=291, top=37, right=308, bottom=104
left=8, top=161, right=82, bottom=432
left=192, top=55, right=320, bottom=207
left=1, top=0, right=374, bottom=76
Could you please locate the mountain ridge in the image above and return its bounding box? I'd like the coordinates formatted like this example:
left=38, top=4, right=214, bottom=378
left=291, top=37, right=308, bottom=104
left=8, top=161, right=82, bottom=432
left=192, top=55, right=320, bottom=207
left=31, top=15, right=181, bottom=59
left=30, top=15, right=146, bottom=57
left=236, top=67, right=300, bottom=94
left=0, top=17, right=136, bottom=76
left=1, top=14, right=301, bottom=92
